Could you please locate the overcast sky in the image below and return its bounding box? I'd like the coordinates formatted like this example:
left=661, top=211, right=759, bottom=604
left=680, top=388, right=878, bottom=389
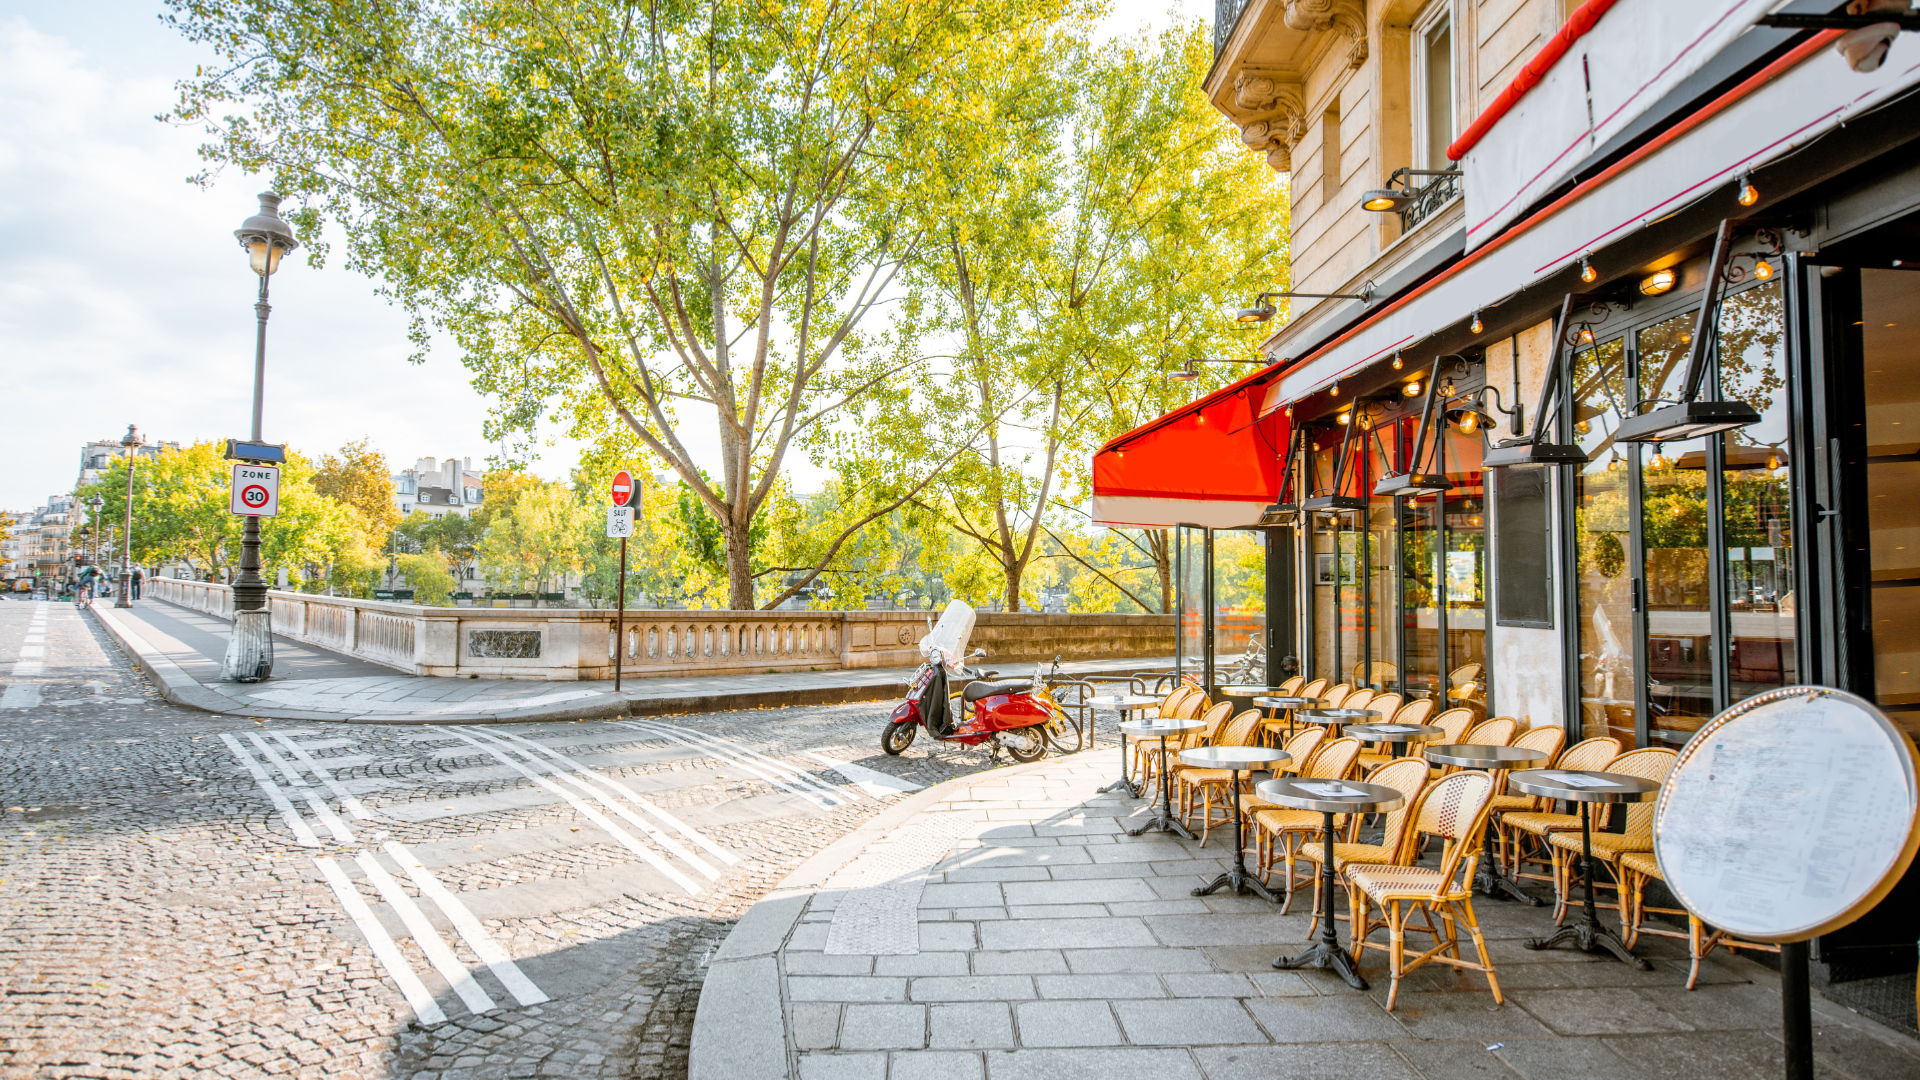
left=0, top=0, right=1204, bottom=512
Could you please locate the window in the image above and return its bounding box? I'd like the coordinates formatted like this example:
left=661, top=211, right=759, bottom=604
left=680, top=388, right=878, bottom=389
left=1413, top=7, right=1454, bottom=170
left=1320, top=102, right=1342, bottom=209
left=417, top=492, right=429, bottom=503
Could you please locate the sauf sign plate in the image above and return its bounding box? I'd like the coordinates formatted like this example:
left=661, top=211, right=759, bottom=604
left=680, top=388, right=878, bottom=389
left=230, top=463, right=280, bottom=518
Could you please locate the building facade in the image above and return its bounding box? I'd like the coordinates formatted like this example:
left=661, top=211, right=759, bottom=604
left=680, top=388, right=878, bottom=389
left=391, top=456, right=485, bottom=519
left=1096, top=0, right=1920, bottom=997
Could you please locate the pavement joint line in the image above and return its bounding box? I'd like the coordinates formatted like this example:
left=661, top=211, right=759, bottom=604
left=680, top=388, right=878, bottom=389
left=435, top=725, right=704, bottom=895
left=313, top=855, right=448, bottom=1025
left=351, top=850, right=499, bottom=1015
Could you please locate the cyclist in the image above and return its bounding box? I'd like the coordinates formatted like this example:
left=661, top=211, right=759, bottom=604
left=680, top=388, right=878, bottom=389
left=72, top=562, right=104, bottom=608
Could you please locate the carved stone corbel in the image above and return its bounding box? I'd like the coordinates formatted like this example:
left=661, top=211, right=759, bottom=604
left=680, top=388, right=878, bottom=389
left=1233, top=74, right=1307, bottom=174
left=1282, top=0, right=1367, bottom=68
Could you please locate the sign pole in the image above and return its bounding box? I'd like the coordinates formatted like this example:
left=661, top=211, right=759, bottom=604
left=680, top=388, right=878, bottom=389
left=1781, top=940, right=1813, bottom=1080
left=616, top=536, right=627, bottom=693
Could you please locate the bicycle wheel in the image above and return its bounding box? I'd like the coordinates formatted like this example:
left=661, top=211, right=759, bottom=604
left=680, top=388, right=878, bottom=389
left=1043, top=708, right=1084, bottom=754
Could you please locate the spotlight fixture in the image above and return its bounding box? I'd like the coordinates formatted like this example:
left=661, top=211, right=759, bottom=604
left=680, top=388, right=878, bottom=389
left=1257, top=502, right=1300, bottom=527
left=1162, top=357, right=1246, bottom=381
left=1580, top=256, right=1597, bottom=284
left=1360, top=168, right=1462, bottom=214
left=1235, top=283, right=1378, bottom=323
left=1446, top=401, right=1496, bottom=435
left=1639, top=268, right=1677, bottom=296
left=1482, top=441, right=1590, bottom=467
left=1737, top=172, right=1760, bottom=207
left=1470, top=311, right=1484, bottom=334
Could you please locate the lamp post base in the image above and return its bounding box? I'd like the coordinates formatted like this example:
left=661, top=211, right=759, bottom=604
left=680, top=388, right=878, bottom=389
left=222, top=609, right=275, bottom=682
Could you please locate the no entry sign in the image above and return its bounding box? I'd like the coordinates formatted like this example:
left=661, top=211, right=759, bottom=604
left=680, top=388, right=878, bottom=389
left=610, top=469, right=636, bottom=507
left=230, top=463, right=280, bottom=518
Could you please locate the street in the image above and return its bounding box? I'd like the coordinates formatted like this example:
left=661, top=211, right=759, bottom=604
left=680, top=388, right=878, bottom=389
left=0, top=598, right=1014, bottom=1079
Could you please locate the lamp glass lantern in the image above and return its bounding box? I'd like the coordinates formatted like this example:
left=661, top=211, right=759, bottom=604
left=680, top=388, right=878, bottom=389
left=235, top=193, right=300, bottom=277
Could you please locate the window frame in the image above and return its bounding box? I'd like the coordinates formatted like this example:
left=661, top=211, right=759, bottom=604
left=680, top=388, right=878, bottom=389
left=1411, top=2, right=1456, bottom=172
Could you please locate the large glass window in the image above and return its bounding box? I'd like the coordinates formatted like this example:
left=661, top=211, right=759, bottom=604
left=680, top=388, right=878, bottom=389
left=1860, top=269, right=1920, bottom=735
left=1177, top=525, right=1205, bottom=678
left=1214, top=529, right=1266, bottom=680
left=1573, top=335, right=1635, bottom=745
left=1401, top=488, right=1442, bottom=701
left=1716, top=281, right=1796, bottom=706
left=1415, top=9, right=1453, bottom=170
left=1363, top=422, right=1401, bottom=691
left=1442, top=425, right=1489, bottom=712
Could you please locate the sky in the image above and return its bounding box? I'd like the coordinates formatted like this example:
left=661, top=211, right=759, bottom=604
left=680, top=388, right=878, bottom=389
left=0, top=0, right=1206, bottom=512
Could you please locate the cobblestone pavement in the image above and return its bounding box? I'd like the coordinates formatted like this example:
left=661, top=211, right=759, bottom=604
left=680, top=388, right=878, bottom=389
left=0, top=598, right=1108, bottom=1079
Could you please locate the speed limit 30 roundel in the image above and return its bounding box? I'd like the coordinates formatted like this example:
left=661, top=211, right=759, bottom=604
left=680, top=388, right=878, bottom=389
left=610, top=469, right=635, bottom=507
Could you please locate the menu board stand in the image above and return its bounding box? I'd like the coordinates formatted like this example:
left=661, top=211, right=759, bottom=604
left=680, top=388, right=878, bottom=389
left=1650, top=686, right=1920, bottom=1080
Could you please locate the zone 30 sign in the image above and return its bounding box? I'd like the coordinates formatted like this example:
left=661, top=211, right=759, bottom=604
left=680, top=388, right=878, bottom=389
left=229, top=463, right=281, bottom=518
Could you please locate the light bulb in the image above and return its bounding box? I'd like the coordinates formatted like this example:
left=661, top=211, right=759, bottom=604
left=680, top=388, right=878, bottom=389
left=1580, top=328, right=1595, bottom=343
left=1403, top=381, right=1422, bottom=397
left=1575, top=419, right=1591, bottom=435
left=1737, top=177, right=1759, bottom=206
left=1767, top=453, right=1780, bottom=470
left=1337, top=411, right=1351, bottom=425
left=1456, top=413, right=1481, bottom=435
left=1608, top=455, right=1623, bottom=472
left=1651, top=451, right=1668, bottom=469
left=1753, top=258, right=1774, bottom=280
left=1580, top=258, right=1597, bottom=284
left=1470, top=311, right=1484, bottom=334
left=1330, top=383, right=1340, bottom=397
left=1391, top=353, right=1403, bottom=370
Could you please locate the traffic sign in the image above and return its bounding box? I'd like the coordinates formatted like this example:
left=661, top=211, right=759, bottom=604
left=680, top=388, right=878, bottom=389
left=607, top=506, right=635, bottom=538
left=230, top=463, right=280, bottom=518
left=610, top=469, right=636, bottom=507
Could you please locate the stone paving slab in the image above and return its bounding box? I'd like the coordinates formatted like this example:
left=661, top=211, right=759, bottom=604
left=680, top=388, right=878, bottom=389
left=690, top=752, right=1920, bottom=1080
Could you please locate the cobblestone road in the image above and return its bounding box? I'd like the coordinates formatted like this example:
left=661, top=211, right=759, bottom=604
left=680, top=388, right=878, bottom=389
left=0, top=598, right=1105, bottom=1079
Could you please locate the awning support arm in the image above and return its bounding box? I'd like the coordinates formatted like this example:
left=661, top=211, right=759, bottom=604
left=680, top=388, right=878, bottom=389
left=1410, top=353, right=1447, bottom=473
left=1676, top=219, right=1739, bottom=405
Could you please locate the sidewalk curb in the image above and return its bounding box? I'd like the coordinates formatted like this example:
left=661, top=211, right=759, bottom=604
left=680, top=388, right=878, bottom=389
left=687, top=756, right=1058, bottom=1080
left=88, top=604, right=633, bottom=725
left=621, top=680, right=908, bottom=718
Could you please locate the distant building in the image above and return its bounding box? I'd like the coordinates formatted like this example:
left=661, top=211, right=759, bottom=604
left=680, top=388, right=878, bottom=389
left=391, top=456, right=486, bottom=520
left=77, top=435, right=179, bottom=492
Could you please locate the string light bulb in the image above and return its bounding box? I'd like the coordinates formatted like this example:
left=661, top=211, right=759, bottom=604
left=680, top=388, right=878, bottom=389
left=1330, top=382, right=1340, bottom=397
left=1470, top=311, right=1484, bottom=334
left=1575, top=419, right=1591, bottom=435
left=1754, top=258, right=1774, bottom=280
left=1767, top=452, right=1781, bottom=471
left=1403, top=380, right=1423, bottom=397
left=1391, top=352, right=1403, bottom=370
left=1737, top=173, right=1760, bottom=207
left=1337, top=411, right=1352, bottom=425
left=1651, top=450, right=1668, bottom=469
left=1580, top=256, right=1597, bottom=284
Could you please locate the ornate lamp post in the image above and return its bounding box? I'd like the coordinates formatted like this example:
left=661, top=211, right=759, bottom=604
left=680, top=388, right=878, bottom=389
left=222, top=193, right=298, bottom=682
left=87, top=495, right=104, bottom=595
left=115, top=426, right=139, bottom=607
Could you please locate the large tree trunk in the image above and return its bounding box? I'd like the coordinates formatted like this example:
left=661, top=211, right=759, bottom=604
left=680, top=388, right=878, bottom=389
left=724, top=518, right=755, bottom=610
left=1153, top=529, right=1172, bottom=613
left=1003, top=559, right=1023, bottom=612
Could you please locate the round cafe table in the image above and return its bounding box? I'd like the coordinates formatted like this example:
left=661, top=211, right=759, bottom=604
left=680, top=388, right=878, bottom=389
left=1422, top=744, right=1549, bottom=905
left=1119, top=717, right=1204, bottom=840
left=1253, top=695, right=1324, bottom=739
left=1256, top=776, right=1406, bottom=990
left=1509, top=768, right=1661, bottom=968
left=1216, top=684, right=1292, bottom=697
left=1177, top=745, right=1292, bottom=903
left=1296, top=707, right=1380, bottom=733
left=1091, top=694, right=1165, bottom=797
left=1344, top=722, right=1444, bottom=751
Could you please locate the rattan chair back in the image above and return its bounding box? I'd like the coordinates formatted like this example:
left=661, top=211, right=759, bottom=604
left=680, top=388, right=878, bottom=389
left=1555, top=736, right=1621, bottom=772
left=1366, top=758, right=1433, bottom=858
left=1282, top=726, right=1327, bottom=764
left=1300, top=678, right=1330, bottom=700
left=1512, top=724, right=1566, bottom=763
left=1305, top=736, right=1361, bottom=779
left=1322, top=683, right=1354, bottom=708
left=1464, top=717, right=1517, bottom=746
left=1344, top=688, right=1376, bottom=712
left=1449, top=663, right=1483, bottom=687
left=1278, top=675, right=1305, bottom=694
left=1185, top=701, right=1234, bottom=749
left=1368, top=694, right=1403, bottom=721
left=1408, top=771, right=1497, bottom=882
left=1428, top=708, right=1474, bottom=745
left=1606, top=747, right=1679, bottom=837
left=1157, top=687, right=1195, bottom=718
left=1391, top=698, right=1435, bottom=726
left=1216, top=709, right=1264, bottom=748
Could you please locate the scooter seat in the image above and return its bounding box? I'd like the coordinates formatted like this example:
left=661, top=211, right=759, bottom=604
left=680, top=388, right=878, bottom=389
left=962, top=679, right=1032, bottom=703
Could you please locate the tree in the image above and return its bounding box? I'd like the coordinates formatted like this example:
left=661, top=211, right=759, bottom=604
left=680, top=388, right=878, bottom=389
left=395, top=547, right=457, bottom=606
left=475, top=480, right=587, bottom=604
left=313, top=438, right=401, bottom=550
left=167, top=0, right=1075, bottom=609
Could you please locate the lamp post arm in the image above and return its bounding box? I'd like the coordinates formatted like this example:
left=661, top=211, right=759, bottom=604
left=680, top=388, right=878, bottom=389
left=251, top=272, right=271, bottom=441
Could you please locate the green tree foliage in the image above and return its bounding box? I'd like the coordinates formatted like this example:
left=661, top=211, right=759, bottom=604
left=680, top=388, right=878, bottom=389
left=474, top=479, right=587, bottom=605
left=166, top=0, right=1077, bottom=610
left=313, top=438, right=402, bottom=551
left=395, top=547, right=457, bottom=606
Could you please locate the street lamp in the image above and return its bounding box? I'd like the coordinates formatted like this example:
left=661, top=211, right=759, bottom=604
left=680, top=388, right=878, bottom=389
left=222, top=192, right=299, bottom=682
left=116, top=426, right=139, bottom=607
left=87, top=495, right=104, bottom=591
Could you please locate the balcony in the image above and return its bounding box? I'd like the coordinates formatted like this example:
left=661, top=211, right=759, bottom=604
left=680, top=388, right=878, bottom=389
left=1215, top=0, right=1251, bottom=56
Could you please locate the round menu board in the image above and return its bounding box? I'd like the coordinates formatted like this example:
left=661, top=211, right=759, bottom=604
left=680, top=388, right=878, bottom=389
left=1653, top=686, right=1920, bottom=943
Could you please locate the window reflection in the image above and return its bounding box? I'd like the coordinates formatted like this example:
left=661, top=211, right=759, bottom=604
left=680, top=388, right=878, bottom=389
left=1716, top=282, right=1795, bottom=709
left=1442, top=426, right=1488, bottom=714
left=1574, top=336, right=1634, bottom=745
left=1214, top=529, right=1266, bottom=681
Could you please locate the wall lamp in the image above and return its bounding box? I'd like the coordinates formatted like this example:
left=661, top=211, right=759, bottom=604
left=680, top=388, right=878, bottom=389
left=1236, top=283, right=1377, bottom=323
left=1445, top=385, right=1524, bottom=437
left=1164, top=357, right=1248, bottom=381
left=1360, top=169, right=1462, bottom=212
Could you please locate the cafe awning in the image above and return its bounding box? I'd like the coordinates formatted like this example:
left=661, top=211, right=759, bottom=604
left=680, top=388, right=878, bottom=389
left=1090, top=370, right=1290, bottom=529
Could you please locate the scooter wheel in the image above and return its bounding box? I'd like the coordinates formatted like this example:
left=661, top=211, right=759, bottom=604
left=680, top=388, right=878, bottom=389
left=881, top=722, right=917, bottom=756
left=1003, top=729, right=1047, bottom=763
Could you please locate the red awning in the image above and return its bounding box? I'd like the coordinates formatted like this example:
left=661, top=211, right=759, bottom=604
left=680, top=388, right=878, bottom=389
left=1090, top=369, right=1290, bottom=529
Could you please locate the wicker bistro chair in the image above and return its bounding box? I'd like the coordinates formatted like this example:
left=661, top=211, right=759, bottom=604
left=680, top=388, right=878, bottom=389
left=1416, top=709, right=1477, bottom=777
left=1616, top=849, right=1779, bottom=990
left=1299, top=678, right=1330, bottom=701
left=1485, top=725, right=1567, bottom=831
left=1277, top=675, right=1305, bottom=695
left=1132, top=689, right=1205, bottom=793
left=1348, top=771, right=1502, bottom=1010
left=1545, top=747, right=1679, bottom=923
left=1177, top=710, right=1266, bottom=844
left=1261, top=727, right=1328, bottom=781
left=1496, top=736, right=1621, bottom=882
left=1291, top=758, right=1433, bottom=930
left=1321, top=683, right=1355, bottom=708
left=1343, top=688, right=1376, bottom=713
left=1357, top=699, right=1434, bottom=774
left=1251, top=737, right=1363, bottom=886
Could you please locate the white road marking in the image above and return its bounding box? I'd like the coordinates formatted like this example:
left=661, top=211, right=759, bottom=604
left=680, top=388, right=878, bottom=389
left=380, top=787, right=560, bottom=822
left=385, top=841, right=550, bottom=1007
left=0, top=683, right=40, bottom=709
left=621, top=720, right=851, bottom=809
left=352, top=851, right=497, bottom=1015
left=218, top=734, right=321, bottom=846
left=479, top=729, right=739, bottom=868
left=804, top=752, right=925, bottom=796
left=246, top=733, right=356, bottom=843
left=269, top=732, right=375, bottom=820
left=314, top=856, right=447, bottom=1024
left=435, top=728, right=702, bottom=895
left=17, top=645, right=44, bottom=658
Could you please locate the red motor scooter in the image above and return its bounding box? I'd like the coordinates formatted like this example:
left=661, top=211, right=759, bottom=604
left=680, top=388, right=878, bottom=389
left=881, top=648, right=1077, bottom=763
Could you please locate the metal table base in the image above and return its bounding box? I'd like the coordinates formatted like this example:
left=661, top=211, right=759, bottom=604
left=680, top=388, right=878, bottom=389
left=1524, top=802, right=1650, bottom=968
left=1274, top=809, right=1367, bottom=989
left=1126, top=735, right=1196, bottom=840
left=1191, top=767, right=1281, bottom=903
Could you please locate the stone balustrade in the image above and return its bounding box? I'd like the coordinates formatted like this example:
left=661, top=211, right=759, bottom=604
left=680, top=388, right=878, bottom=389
left=142, top=578, right=1173, bottom=681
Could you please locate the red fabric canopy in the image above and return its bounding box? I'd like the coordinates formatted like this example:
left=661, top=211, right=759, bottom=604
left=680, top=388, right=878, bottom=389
left=1090, top=370, right=1290, bottom=528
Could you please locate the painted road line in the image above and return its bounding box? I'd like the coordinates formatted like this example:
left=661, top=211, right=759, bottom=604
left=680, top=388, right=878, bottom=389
left=435, top=728, right=702, bottom=895
left=385, top=841, right=550, bottom=1007
left=352, top=851, right=496, bottom=1015
left=246, top=733, right=355, bottom=843
left=644, top=721, right=856, bottom=806
left=269, top=732, right=375, bottom=821
left=804, top=752, right=925, bottom=797
left=621, top=720, right=849, bottom=809
left=453, top=727, right=722, bottom=881
left=482, top=729, right=739, bottom=868
left=314, top=856, right=447, bottom=1025
left=218, top=734, right=321, bottom=846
